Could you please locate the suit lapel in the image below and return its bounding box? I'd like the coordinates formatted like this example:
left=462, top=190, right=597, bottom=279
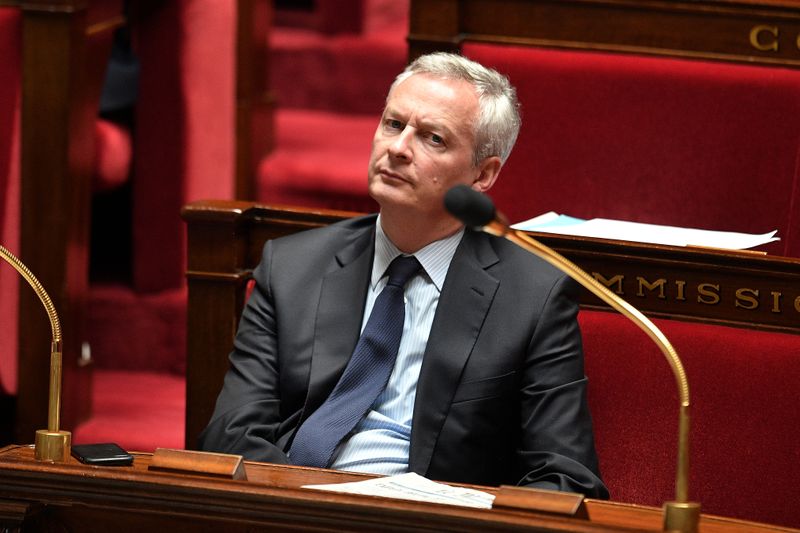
left=410, top=230, right=499, bottom=475
left=304, top=227, right=375, bottom=415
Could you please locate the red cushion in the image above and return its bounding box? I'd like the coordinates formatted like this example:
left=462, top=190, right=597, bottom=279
left=463, top=43, right=800, bottom=257
left=581, top=310, right=800, bottom=527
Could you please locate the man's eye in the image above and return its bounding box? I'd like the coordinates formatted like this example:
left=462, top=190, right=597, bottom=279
left=430, top=133, right=444, bottom=145
left=387, top=119, right=403, bottom=129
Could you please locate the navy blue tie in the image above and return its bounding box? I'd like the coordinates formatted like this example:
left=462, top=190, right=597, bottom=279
left=289, top=255, right=422, bottom=468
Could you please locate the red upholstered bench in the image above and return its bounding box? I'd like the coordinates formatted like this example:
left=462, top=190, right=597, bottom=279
left=580, top=310, right=800, bottom=528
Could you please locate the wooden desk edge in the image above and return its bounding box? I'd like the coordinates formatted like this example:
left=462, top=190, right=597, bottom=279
left=1, top=446, right=796, bottom=532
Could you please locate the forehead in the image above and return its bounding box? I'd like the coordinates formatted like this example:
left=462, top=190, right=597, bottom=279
left=386, top=74, right=480, bottom=127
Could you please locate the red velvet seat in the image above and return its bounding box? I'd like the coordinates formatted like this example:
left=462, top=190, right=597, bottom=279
left=581, top=310, right=800, bottom=528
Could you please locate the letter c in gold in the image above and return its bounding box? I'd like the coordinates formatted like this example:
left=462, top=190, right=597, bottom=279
left=750, top=25, right=779, bottom=52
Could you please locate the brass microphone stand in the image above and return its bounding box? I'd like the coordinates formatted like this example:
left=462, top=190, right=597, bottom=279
left=484, top=220, right=700, bottom=532
left=1, top=245, right=71, bottom=462
left=445, top=185, right=700, bottom=533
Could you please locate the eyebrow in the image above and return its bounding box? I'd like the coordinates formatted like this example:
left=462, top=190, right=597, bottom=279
left=383, top=106, right=458, bottom=140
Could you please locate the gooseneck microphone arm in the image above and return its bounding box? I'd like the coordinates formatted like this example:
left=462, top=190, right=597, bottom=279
left=444, top=185, right=700, bottom=533
left=1, top=244, right=71, bottom=462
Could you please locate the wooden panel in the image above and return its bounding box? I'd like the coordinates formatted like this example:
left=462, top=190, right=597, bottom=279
left=540, top=233, right=800, bottom=332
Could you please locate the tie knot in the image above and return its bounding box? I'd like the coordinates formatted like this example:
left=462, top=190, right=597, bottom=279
left=385, top=255, right=421, bottom=288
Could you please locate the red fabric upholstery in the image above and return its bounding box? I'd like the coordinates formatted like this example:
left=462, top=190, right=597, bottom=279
left=463, top=43, right=800, bottom=257
left=88, top=284, right=187, bottom=375
left=72, top=370, right=185, bottom=452
left=581, top=310, right=800, bottom=528
left=280, top=0, right=407, bottom=36
left=258, top=109, right=379, bottom=213
left=0, top=7, right=21, bottom=395
left=132, top=0, right=236, bottom=292
left=270, top=31, right=406, bottom=113
left=316, top=0, right=364, bottom=34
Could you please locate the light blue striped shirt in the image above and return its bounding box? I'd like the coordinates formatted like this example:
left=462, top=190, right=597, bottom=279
left=330, top=216, right=464, bottom=475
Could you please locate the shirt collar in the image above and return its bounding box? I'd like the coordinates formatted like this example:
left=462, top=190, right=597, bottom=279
left=372, top=214, right=464, bottom=292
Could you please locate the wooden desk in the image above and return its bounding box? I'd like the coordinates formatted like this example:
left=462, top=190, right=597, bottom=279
left=1, top=445, right=795, bottom=532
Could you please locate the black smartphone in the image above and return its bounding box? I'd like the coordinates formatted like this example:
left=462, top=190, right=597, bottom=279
left=71, top=443, right=134, bottom=466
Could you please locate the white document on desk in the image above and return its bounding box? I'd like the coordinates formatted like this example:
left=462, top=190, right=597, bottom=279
left=512, top=212, right=780, bottom=250
left=302, top=472, right=495, bottom=509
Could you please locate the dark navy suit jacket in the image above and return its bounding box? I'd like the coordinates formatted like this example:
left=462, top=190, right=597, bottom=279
left=198, top=214, right=608, bottom=498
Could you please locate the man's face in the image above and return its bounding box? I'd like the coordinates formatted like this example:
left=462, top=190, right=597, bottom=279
left=368, top=74, right=491, bottom=218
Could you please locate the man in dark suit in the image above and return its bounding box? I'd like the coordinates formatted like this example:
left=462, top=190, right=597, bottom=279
left=199, top=52, right=608, bottom=498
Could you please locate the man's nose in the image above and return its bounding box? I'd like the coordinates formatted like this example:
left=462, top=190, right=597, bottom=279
left=388, top=128, right=413, bottom=161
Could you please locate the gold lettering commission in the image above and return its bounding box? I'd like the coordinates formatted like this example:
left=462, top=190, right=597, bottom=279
left=591, top=273, right=797, bottom=314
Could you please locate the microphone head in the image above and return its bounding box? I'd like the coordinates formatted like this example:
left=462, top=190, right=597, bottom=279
left=444, top=185, right=496, bottom=228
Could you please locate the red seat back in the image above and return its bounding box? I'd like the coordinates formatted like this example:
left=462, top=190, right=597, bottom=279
left=464, top=43, right=800, bottom=257
left=581, top=310, right=800, bottom=528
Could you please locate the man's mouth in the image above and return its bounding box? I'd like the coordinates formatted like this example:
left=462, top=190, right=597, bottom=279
left=378, top=168, right=409, bottom=183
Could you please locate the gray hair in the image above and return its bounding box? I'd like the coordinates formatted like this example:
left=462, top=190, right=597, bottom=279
left=388, top=52, right=521, bottom=166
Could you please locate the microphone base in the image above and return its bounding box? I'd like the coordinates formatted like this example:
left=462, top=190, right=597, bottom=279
left=663, top=501, right=701, bottom=533
left=35, top=429, right=72, bottom=462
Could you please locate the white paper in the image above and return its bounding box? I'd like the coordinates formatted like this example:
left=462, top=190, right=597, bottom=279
left=302, top=472, right=495, bottom=509
left=513, top=213, right=779, bottom=251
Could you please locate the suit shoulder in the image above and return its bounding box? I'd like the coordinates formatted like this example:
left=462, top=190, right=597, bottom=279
left=485, top=232, right=564, bottom=278
left=483, top=233, right=583, bottom=307
left=270, top=214, right=377, bottom=253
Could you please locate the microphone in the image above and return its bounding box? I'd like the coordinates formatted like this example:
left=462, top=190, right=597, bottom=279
left=0, top=244, right=71, bottom=462
left=444, top=185, right=700, bottom=533
left=444, top=184, right=496, bottom=227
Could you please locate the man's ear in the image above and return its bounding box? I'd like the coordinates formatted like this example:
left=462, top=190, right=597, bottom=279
left=471, top=156, right=502, bottom=193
